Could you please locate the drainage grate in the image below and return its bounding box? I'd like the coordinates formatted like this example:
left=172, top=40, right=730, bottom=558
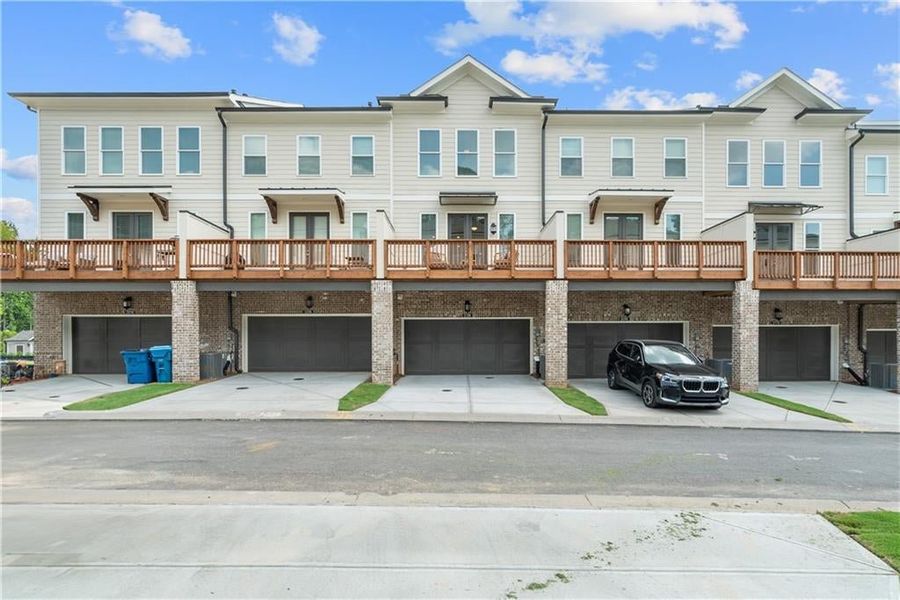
left=236, top=386, right=249, bottom=390
left=49, top=395, right=60, bottom=399
left=484, top=376, right=494, bottom=379
left=441, top=389, right=452, bottom=392
left=293, top=377, right=305, bottom=381
left=776, top=385, right=788, bottom=389
left=832, top=400, right=847, bottom=404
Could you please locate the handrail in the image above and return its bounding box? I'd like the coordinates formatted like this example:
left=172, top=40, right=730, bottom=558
left=563, top=240, right=745, bottom=280
left=0, top=239, right=178, bottom=280
left=754, top=250, right=900, bottom=289
left=385, top=239, right=555, bottom=279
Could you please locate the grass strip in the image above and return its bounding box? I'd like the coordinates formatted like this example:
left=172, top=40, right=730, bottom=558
left=549, top=386, right=607, bottom=416
left=822, top=511, right=899, bottom=572
left=338, top=382, right=390, bottom=411
left=64, top=383, right=194, bottom=411
left=738, top=391, right=851, bottom=423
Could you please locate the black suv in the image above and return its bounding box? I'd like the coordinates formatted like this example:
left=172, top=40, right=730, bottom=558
left=607, top=340, right=729, bottom=409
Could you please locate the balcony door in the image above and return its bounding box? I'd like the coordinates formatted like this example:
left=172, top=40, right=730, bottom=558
left=289, top=212, right=329, bottom=268
left=756, top=223, right=792, bottom=250
left=447, top=213, right=488, bottom=266
left=112, top=212, right=153, bottom=268
left=604, top=213, right=643, bottom=268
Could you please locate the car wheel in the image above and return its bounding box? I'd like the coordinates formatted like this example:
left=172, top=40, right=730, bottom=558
left=607, top=368, right=621, bottom=390
left=641, top=380, right=658, bottom=408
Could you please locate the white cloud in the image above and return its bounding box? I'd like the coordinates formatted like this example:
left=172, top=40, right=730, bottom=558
left=875, top=62, right=900, bottom=96
left=690, top=35, right=707, bottom=45
left=0, top=149, right=37, bottom=180
left=272, top=13, right=324, bottom=67
left=112, top=9, right=192, bottom=61
left=635, top=52, right=657, bottom=72
left=808, top=68, right=849, bottom=102
left=0, top=197, right=36, bottom=238
left=875, top=0, right=899, bottom=13
left=501, top=49, right=607, bottom=84
left=735, top=70, right=763, bottom=90
left=865, top=94, right=883, bottom=106
left=604, top=86, right=720, bottom=110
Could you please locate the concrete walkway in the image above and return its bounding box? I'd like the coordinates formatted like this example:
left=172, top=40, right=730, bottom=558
left=0, top=375, right=135, bottom=418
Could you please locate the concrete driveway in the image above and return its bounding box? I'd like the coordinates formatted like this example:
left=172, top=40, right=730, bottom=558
left=1, top=375, right=135, bottom=418
left=759, top=381, right=900, bottom=431
left=364, top=375, right=583, bottom=416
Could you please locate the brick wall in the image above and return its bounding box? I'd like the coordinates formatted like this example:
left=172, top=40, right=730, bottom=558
left=371, top=281, right=393, bottom=384
left=544, top=281, right=568, bottom=387
left=171, top=281, right=199, bottom=382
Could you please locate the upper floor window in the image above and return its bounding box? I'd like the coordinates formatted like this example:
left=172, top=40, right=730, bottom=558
left=763, top=140, right=785, bottom=187
left=297, top=135, right=321, bottom=176
left=866, top=155, right=888, bottom=195
left=727, top=140, right=749, bottom=187
left=177, top=127, right=201, bottom=175
left=243, top=135, right=267, bottom=176
left=139, top=127, right=163, bottom=175
left=352, top=212, right=369, bottom=239
left=498, top=213, right=515, bottom=239
left=611, top=137, right=634, bottom=177
left=351, top=135, right=374, bottom=176
left=66, top=212, right=85, bottom=239
left=566, top=213, right=582, bottom=240
left=494, top=130, right=516, bottom=177
left=456, top=130, right=478, bottom=176
left=62, top=126, right=86, bottom=175
left=249, top=212, right=267, bottom=239
left=419, top=129, right=441, bottom=177
left=100, top=127, right=123, bottom=175
left=799, top=141, right=821, bottom=188
left=665, top=213, right=682, bottom=240
left=664, top=138, right=686, bottom=178
left=420, top=213, right=437, bottom=240
left=560, top=137, right=583, bottom=177
left=804, top=222, right=821, bottom=250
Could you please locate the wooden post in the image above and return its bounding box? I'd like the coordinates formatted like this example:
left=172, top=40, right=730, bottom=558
left=872, top=252, right=879, bottom=289
left=369, top=240, right=376, bottom=278
left=698, top=242, right=705, bottom=279
left=833, top=252, right=840, bottom=288
left=467, top=241, right=473, bottom=278
left=753, top=248, right=760, bottom=286
left=425, top=240, right=431, bottom=279
left=278, top=240, right=285, bottom=278
left=510, top=241, right=517, bottom=279
left=122, top=241, right=129, bottom=279
left=232, top=239, right=239, bottom=278
left=173, top=240, right=180, bottom=280
left=15, top=241, right=24, bottom=279
left=68, top=241, right=76, bottom=279
left=793, top=252, right=801, bottom=289
left=607, top=241, right=613, bottom=278
left=652, top=241, right=658, bottom=278
left=325, top=241, right=332, bottom=278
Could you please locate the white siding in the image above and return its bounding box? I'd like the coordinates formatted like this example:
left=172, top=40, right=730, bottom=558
left=853, top=135, right=900, bottom=235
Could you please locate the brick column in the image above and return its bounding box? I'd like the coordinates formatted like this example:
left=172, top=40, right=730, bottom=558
left=544, top=279, right=568, bottom=388
left=731, top=280, right=759, bottom=391
left=171, top=280, right=200, bottom=382
left=371, top=280, right=394, bottom=385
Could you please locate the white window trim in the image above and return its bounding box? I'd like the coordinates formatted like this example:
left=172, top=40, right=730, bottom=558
left=497, top=212, right=516, bottom=239
left=138, top=126, right=164, bottom=176
left=60, top=125, right=86, bottom=176
left=242, top=134, right=267, bottom=177
left=803, top=221, right=822, bottom=251
left=419, top=212, right=438, bottom=240
left=108, top=210, right=154, bottom=239
left=455, top=128, right=479, bottom=177
left=418, top=128, right=441, bottom=178
left=865, top=154, right=889, bottom=196
left=726, top=139, right=750, bottom=188
left=177, top=126, right=202, bottom=176
left=248, top=211, right=268, bottom=239
left=351, top=211, right=370, bottom=239
left=98, top=125, right=124, bottom=176
left=664, top=212, right=683, bottom=241
left=610, top=137, right=635, bottom=178
left=798, top=140, right=822, bottom=189
left=350, top=134, right=375, bottom=177
left=565, top=211, right=584, bottom=240
left=492, top=129, right=517, bottom=178
left=65, top=211, right=87, bottom=239
left=559, top=136, right=584, bottom=178
left=762, top=140, right=786, bottom=189
left=663, top=137, right=687, bottom=179
left=296, top=134, right=322, bottom=177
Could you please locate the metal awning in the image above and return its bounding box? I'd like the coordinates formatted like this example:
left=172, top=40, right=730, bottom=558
left=68, top=185, right=172, bottom=221
left=587, top=188, right=674, bottom=225
left=258, top=187, right=346, bottom=224
left=748, top=202, right=822, bottom=215
left=438, top=192, right=498, bottom=206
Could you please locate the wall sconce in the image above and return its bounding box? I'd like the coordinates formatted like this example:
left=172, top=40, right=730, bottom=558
left=622, top=304, right=632, bottom=321
left=464, top=300, right=472, bottom=315
left=773, top=307, right=783, bottom=323
left=305, top=296, right=314, bottom=311
left=122, top=296, right=133, bottom=314
left=489, top=222, right=498, bottom=236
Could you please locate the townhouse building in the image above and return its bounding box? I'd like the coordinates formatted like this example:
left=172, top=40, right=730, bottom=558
left=5, top=56, right=899, bottom=393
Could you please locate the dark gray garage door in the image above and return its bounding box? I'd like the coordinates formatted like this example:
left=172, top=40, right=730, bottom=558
left=568, top=322, right=684, bottom=379
left=72, top=316, right=171, bottom=374
left=760, top=326, right=830, bottom=381
left=866, top=330, right=896, bottom=390
left=404, top=319, right=530, bottom=375
left=247, top=316, right=371, bottom=371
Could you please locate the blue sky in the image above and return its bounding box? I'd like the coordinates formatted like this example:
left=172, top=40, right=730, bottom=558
left=2, top=1, right=898, bottom=236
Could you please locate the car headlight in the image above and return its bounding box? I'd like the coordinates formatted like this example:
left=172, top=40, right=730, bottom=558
left=656, top=372, right=680, bottom=385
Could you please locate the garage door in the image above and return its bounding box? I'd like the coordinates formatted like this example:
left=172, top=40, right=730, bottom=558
left=72, top=317, right=171, bottom=374
left=568, top=322, right=684, bottom=379
left=866, top=330, right=896, bottom=390
left=760, top=326, right=831, bottom=381
left=404, top=319, right=530, bottom=375
left=247, top=316, right=371, bottom=371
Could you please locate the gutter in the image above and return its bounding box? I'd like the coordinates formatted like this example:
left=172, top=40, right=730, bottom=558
left=541, top=111, right=549, bottom=225
left=848, top=131, right=865, bottom=239
left=216, top=108, right=240, bottom=373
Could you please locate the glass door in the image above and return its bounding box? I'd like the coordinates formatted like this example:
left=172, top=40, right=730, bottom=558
left=289, top=212, right=329, bottom=267
left=112, top=212, right=153, bottom=269
left=604, top=213, right=643, bottom=268
left=756, top=223, right=792, bottom=250
left=447, top=213, right=487, bottom=267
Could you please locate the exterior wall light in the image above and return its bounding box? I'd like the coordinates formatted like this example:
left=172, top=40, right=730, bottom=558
left=122, top=296, right=133, bottom=314
left=623, top=304, right=632, bottom=320
left=773, top=307, right=784, bottom=323
left=464, top=300, right=472, bottom=315
left=305, top=296, right=314, bottom=311
left=490, top=222, right=498, bottom=236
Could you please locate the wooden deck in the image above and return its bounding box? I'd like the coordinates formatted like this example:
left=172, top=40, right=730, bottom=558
left=754, top=251, right=900, bottom=290
left=0, top=240, right=177, bottom=280
left=385, top=240, right=555, bottom=280
left=564, top=241, right=746, bottom=280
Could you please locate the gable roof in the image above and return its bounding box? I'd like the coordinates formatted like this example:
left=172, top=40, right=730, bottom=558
left=409, top=55, right=530, bottom=98
left=5, top=330, right=34, bottom=342
left=730, top=68, right=843, bottom=110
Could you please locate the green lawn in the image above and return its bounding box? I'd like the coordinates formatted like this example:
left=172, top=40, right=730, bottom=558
left=549, top=386, right=607, bottom=416
left=822, top=511, right=900, bottom=571
left=64, top=383, right=193, bottom=411
left=738, top=391, right=851, bottom=423
left=338, top=382, right=390, bottom=411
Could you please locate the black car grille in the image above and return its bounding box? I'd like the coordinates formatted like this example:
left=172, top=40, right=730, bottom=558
left=682, top=379, right=719, bottom=394
left=682, top=379, right=702, bottom=393
left=702, top=380, right=720, bottom=393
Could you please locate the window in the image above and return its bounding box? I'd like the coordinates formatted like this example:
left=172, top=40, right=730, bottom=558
left=763, top=140, right=785, bottom=187
left=100, top=127, right=123, bottom=175
left=665, top=214, right=682, bottom=240
left=804, top=222, right=821, bottom=250
left=756, top=223, right=792, bottom=251
left=62, top=126, right=86, bottom=175
left=112, top=212, right=152, bottom=239
left=611, top=138, right=634, bottom=177
left=66, top=212, right=85, bottom=240
left=297, top=135, right=321, bottom=176
left=139, top=127, right=163, bottom=175
left=419, top=130, right=441, bottom=177
left=351, top=135, right=374, bottom=175
left=604, top=214, right=643, bottom=240
left=866, top=155, right=888, bottom=194
left=498, top=214, right=515, bottom=240
left=560, top=137, right=582, bottom=177
left=352, top=212, right=369, bottom=239
left=727, top=140, right=749, bottom=187
left=420, top=214, right=437, bottom=240
left=249, top=213, right=266, bottom=239
left=799, top=141, right=821, bottom=187
left=566, top=213, right=582, bottom=240
left=456, top=130, right=478, bottom=176
left=494, top=130, right=516, bottom=177
left=242, top=135, right=266, bottom=175
left=177, top=127, right=201, bottom=174
left=664, top=138, right=686, bottom=178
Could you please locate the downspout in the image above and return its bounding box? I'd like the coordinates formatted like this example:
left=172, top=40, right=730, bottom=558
left=848, top=131, right=865, bottom=239
left=216, top=108, right=240, bottom=373
left=540, top=111, right=549, bottom=225
left=856, top=304, right=869, bottom=386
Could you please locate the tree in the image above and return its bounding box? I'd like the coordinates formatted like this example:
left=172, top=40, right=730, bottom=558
left=0, top=219, right=33, bottom=337
left=0, top=220, right=19, bottom=241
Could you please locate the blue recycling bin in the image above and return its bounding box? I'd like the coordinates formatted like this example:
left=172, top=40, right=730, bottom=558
left=149, top=345, right=173, bottom=383
left=121, top=349, right=155, bottom=384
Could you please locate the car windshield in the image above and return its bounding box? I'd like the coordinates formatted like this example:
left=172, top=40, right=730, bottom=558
left=643, top=344, right=699, bottom=366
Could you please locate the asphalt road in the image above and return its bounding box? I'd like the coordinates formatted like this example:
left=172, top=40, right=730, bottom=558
left=2, top=421, right=898, bottom=500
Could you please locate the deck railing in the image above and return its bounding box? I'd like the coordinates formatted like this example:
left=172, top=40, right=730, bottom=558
left=755, top=251, right=900, bottom=289
left=0, top=240, right=177, bottom=280
left=385, top=240, right=555, bottom=279
left=188, top=239, right=376, bottom=279
left=564, top=240, right=746, bottom=280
